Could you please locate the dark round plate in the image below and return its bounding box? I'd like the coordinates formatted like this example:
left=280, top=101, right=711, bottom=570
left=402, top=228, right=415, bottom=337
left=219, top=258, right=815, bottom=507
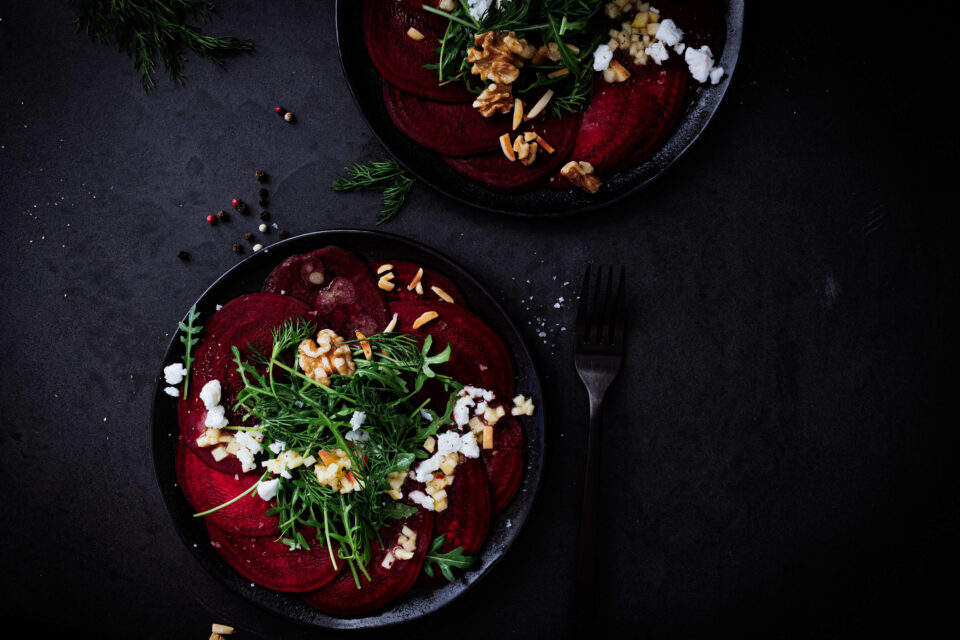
left=151, top=230, right=545, bottom=629
left=335, top=0, right=744, bottom=216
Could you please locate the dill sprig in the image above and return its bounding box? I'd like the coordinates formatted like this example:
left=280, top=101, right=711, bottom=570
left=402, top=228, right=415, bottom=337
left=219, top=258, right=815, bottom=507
left=178, top=305, right=203, bottom=399
left=422, top=0, right=606, bottom=115
left=423, top=535, right=478, bottom=582
left=75, top=0, right=253, bottom=92
left=211, top=319, right=460, bottom=587
left=332, top=158, right=416, bottom=224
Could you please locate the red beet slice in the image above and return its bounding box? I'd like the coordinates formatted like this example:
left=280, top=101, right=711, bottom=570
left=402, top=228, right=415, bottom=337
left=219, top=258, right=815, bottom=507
left=481, top=415, right=525, bottom=514
left=443, top=111, right=582, bottom=192
left=178, top=293, right=313, bottom=475
left=363, top=0, right=473, bottom=102
left=562, top=55, right=687, bottom=176
left=262, top=246, right=388, bottom=337
left=302, top=510, right=434, bottom=617
left=370, top=260, right=466, bottom=305
left=176, top=445, right=279, bottom=536
left=207, top=524, right=340, bottom=593
left=389, top=300, right=515, bottom=400
left=615, top=58, right=688, bottom=170
left=383, top=82, right=507, bottom=156
left=417, top=457, right=491, bottom=586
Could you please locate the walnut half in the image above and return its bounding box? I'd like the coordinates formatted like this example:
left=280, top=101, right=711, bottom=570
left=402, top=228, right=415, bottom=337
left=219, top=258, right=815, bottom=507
left=467, top=31, right=534, bottom=85
left=561, top=161, right=603, bottom=194
left=298, top=329, right=356, bottom=385
left=473, top=83, right=513, bottom=118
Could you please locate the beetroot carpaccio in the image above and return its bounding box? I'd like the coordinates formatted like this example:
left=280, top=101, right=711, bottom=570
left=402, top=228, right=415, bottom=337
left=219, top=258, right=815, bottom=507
left=362, top=0, right=725, bottom=194
left=167, top=244, right=536, bottom=617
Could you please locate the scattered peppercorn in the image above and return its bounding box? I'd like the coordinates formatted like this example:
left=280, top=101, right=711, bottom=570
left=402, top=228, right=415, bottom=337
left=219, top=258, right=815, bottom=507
left=254, top=170, right=266, bottom=182
left=274, top=106, right=286, bottom=116
left=284, top=111, right=295, bottom=123
left=232, top=243, right=242, bottom=253
left=244, top=232, right=254, bottom=241
left=252, top=243, right=263, bottom=251
left=216, top=209, right=228, bottom=221
left=278, top=229, right=290, bottom=239
left=177, top=250, right=190, bottom=260
left=259, top=223, right=268, bottom=233
left=231, top=198, right=240, bottom=208
left=259, top=211, right=270, bottom=221
left=236, top=203, right=250, bottom=215
left=206, top=213, right=217, bottom=225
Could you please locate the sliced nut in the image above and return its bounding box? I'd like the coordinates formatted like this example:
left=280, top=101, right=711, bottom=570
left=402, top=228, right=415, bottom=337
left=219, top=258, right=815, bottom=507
left=378, top=276, right=396, bottom=291
left=407, top=266, right=424, bottom=291
left=560, top=160, right=602, bottom=194
left=355, top=331, right=372, bottom=360
left=211, top=624, right=235, bottom=635
left=512, top=98, right=523, bottom=130
left=535, top=133, right=556, bottom=154
left=431, top=285, right=454, bottom=303
left=376, top=263, right=394, bottom=274
left=412, top=311, right=439, bottom=330
left=513, top=135, right=539, bottom=167
left=499, top=133, right=517, bottom=161
left=546, top=68, right=569, bottom=79
left=384, top=312, right=399, bottom=333
left=407, top=27, right=425, bottom=41
left=524, top=89, right=554, bottom=120
left=394, top=548, right=414, bottom=561
left=381, top=552, right=396, bottom=569
left=523, top=131, right=537, bottom=142
left=415, top=281, right=424, bottom=295
left=473, top=82, right=513, bottom=118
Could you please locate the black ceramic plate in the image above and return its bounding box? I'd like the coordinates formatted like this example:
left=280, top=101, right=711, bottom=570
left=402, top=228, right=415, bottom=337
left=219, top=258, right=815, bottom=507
left=151, top=230, right=545, bottom=629
left=336, top=1, right=744, bottom=216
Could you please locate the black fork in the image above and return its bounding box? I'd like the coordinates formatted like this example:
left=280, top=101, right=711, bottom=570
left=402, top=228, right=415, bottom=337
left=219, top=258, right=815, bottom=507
left=572, top=265, right=626, bottom=628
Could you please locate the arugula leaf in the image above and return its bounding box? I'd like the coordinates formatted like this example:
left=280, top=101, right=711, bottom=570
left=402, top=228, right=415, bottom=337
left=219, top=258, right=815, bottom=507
left=423, top=535, right=477, bottom=582
left=178, top=305, right=202, bottom=398
left=382, top=502, right=419, bottom=520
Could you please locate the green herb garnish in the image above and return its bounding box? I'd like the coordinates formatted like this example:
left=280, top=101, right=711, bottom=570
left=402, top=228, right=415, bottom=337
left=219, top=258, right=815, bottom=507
left=178, top=305, right=203, bottom=399
left=333, top=158, right=416, bottom=224
left=200, top=319, right=461, bottom=587
left=75, top=0, right=253, bottom=92
left=423, top=535, right=477, bottom=582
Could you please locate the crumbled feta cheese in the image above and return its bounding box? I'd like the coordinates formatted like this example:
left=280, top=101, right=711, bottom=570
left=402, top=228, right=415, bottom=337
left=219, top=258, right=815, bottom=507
left=463, top=386, right=495, bottom=402
left=204, top=405, right=229, bottom=429
left=656, top=19, right=683, bottom=46
left=592, top=44, right=614, bottom=72
left=349, top=411, right=366, bottom=430
left=645, top=41, right=669, bottom=65
left=709, top=66, right=724, bottom=85
left=408, top=489, right=435, bottom=511
left=199, top=379, right=222, bottom=410
left=345, top=429, right=370, bottom=442
left=234, top=430, right=262, bottom=454
left=163, top=363, right=187, bottom=385
left=421, top=409, right=434, bottom=422
left=673, top=42, right=685, bottom=54
left=684, top=45, right=715, bottom=83
left=415, top=453, right=443, bottom=482
left=257, top=478, right=280, bottom=501
left=215, top=304, right=223, bottom=310
left=280, top=467, right=292, bottom=480
left=163, top=386, right=179, bottom=397
left=236, top=448, right=256, bottom=473
left=467, top=0, right=495, bottom=21
left=268, top=440, right=286, bottom=455
left=453, top=395, right=475, bottom=427
left=460, top=431, right=480, bottom=459
left=437, top=431, right=462, bottom=456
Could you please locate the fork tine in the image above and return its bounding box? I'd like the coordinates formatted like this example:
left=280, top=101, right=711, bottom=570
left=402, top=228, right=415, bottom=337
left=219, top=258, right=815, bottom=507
left=574, top=265, right=592, bottom=343
left=612, top=267, right=626, bottom=346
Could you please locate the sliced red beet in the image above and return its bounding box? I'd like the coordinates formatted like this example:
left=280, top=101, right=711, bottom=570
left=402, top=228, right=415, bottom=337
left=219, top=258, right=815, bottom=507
left=207, top=524, right=340, bottom=593
left=389, top=300, right=515, bottom=400
left=178, top=293, right=313, bottom=475
left=383, top=82, right=507, bottom=156
left=481, top=415, right=525, bottom=514
left=443, top=111, right=582, bottom=192
left=370, top=260, right=466, bottom=305
left=302, top=510, right=434, bottom=617
left=615, top=58, right=688, bottom=170
left=417, top=457, right=491, bottom=586
left=176, top=445, right=279, bottom=536
left=363, top=0, right=473, bottom=102
left=262, top=246, right=387, bottom=337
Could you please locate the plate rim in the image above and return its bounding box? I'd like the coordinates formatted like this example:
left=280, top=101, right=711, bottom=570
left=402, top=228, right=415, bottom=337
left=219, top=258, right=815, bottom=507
left=150, top=229, right=546, bottom=630
left=334, top=0, right=745, bottom=217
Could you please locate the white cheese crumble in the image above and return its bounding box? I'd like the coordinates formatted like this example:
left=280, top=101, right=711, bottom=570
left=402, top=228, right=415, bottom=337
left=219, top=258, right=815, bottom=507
left=709, top=66, right=725, bottom=85
left=236, top=448, right=256, bottom=473
left=684, top=45, right=715, bottom=83
left=199, top=379, right=221, bottom=410
left=592, top=44, right=614, bottom=72
left=467, top=0, right=496, bottom=21
left=345, top=429, right=370, bottom=443
left=408, top=489, right=435, bottom=511
left=453, top=386, right=496, bottom=427
left=163, top=386, right=179, bottom=397
left=204, top=405, right=229, bottom=429
left=349, top=411, right=366, bottom=430
left=645, top=41, right=669, bottom=65
left=453, top=395, right=475, bottom=427
left=421, top=409, right=434, bottom=422
left=656, top=19, right=684, bottom=46
left=415, top=429, right=481, bottom=481
left=268, top=440, right=286, bottom=455
left=163, top=363, right=187, bottom=385
left=234, top=430, right=262, bottom=454
left=257, top=478, right=280, bottom=501
left=674, top=42, right=686, bottom=54
left=459, top=431, right=480, bottom=459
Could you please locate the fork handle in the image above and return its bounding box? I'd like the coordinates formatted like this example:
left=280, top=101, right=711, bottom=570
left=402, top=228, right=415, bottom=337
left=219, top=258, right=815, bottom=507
left=573, top=392, right=604, bottom=628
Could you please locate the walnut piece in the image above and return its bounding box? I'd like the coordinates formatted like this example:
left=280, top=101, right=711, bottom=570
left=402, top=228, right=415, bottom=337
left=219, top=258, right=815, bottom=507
left=560, top=161, right=603, bottom=194
left=467, top=31, right=534, bottom=85
left=473, top=83, right=514, bottom=118
left=512, top=135, right=539, bottom=167
left=298, top=329, right=356, bottom=385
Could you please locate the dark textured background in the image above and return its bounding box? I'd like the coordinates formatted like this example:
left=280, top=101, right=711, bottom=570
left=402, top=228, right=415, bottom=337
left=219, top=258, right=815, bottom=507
left=0, top=1, right=952, bottom=638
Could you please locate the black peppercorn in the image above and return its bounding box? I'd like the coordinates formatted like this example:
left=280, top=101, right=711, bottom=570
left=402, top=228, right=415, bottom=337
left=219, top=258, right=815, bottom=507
left=258, top=188, right=268, bottom=198
left=232, top=243, right=242, bottom=253
left=217, top=209, right=228, bottom=221
left=254, top=170, right=266, bottom=182
left=177, top=250, right=189, bottom=260
left=236, top=203, right=250, bottom=215
left=244, top=232, right=254, bottom=241
left=278, top=229, right=290, bottom=239
left=259, top=211, right=270, bottom=221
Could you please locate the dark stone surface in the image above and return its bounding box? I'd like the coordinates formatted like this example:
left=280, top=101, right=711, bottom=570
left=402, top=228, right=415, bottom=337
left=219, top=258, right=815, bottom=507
left=0, top=1, right=951, bottom=638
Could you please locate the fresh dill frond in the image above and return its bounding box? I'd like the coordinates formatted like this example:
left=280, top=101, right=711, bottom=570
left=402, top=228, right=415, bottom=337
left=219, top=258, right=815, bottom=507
left=75, top=0, right=253, bottom=92
left=333, top=158, right=416, bottom=224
